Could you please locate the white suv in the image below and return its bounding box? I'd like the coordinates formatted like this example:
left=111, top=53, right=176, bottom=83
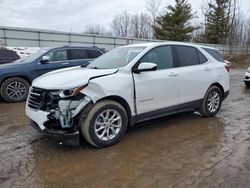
left=26, top=42, right=230, bottom=148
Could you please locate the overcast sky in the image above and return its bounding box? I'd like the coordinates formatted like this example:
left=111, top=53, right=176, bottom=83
left=0, top=0, right=250, bottom=33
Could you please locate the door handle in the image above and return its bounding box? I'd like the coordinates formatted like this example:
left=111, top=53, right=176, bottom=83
left=169, top=72, right=178, bottom=77
left=204, top=67, right=211, bottom=71
left=61, top=62, right=70, bottom=65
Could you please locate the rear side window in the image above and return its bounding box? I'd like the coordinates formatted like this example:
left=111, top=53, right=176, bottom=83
left=69, top=49, right=88, bottom=60
left=175, top=46, right=200, bottom=67
left=202, top=48, right=224, bottom=62
left=140, top=46, right=173, bottom=70
left=87, top=50, right=102, bottom=59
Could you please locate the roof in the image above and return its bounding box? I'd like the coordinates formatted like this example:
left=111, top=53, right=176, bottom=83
left=126, top=42, right=218, bottom=50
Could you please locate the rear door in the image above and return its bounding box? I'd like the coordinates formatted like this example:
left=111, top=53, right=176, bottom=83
left=69, top=48, right=90, bottom=67
left=173, top=45, right=215, bottom=104
left=36, top=48, right=70, bottom=77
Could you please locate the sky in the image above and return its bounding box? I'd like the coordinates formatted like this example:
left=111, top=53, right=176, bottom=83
left=0, top=0, right=250, bottom=33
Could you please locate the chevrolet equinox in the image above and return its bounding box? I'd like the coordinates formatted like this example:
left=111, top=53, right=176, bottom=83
left=26, top=42, right=230, bottom=148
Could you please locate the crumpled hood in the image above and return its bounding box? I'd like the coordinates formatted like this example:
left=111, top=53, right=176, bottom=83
left=33, top=66, right=118, bottom=90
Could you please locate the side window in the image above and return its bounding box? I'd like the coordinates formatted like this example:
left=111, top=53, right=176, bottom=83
left=175, top=46, right=200, bottom=67
left=197, top=50, right=208, bottom=64
left=69, top=49, right=88, bottom=60
left=140, top=46, right=173, bottom=70
left=46, top=50, right=67, bottom=62
left=202, top=48, right=224, bottom=62
left=87, top=50, right=102, bottom=59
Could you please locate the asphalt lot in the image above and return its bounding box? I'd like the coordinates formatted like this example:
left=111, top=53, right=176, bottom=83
left=0, top=68, right=250, bottom=188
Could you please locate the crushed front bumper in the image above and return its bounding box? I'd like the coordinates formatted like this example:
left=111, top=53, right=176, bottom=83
left=30, top=120, right=80, bottom=145
left=26, top=93, right=94, bottom=145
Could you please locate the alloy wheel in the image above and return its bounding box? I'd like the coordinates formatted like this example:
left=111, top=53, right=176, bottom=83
left=6, top=82, right=27, bottom=100
left=207, top=91, right=220, bottom=113
left=94, top=109, right=122, bottom=141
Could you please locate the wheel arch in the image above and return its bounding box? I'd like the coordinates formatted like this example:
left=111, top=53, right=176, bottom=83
left=210, top=82, right=225, bottom=98
left=0, top=75, right=32, bottom=86
left=97, top=95, right=132, bottom=126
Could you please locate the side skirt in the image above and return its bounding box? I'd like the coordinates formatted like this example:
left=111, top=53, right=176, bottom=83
left=131, top=100, right=202, bottom=125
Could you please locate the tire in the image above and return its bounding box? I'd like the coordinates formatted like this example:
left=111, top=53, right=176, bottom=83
left=0, top=77, right=30, bottom=102
left=199, top=86, right=223, bottom=117
left=245, top=82, right=250, bottom=88
left=80, top=100, right=128, bottom=148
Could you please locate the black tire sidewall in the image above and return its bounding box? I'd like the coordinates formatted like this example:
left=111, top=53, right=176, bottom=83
left=88, top=104, right=128, bottom=148
left=204, top=87, right=222, bottom=116
left=245, top=82, right=250, bottom=88
left=0, top=77, right=30, bottom=102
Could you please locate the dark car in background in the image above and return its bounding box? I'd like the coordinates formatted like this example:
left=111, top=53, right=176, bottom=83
left=0, top=46, right=104, bottom=102
left=0, top=48, right=20, bottom=64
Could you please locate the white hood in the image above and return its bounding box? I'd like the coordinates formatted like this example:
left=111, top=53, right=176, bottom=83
left=33, top=66, right=118, bottom=90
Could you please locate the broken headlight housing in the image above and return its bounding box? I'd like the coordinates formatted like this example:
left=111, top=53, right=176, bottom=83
left=59, top=85, right=87, bottom=98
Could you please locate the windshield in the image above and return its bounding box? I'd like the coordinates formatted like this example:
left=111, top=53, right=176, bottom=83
left=13, top=49, right=49, bottom=63
left=88, top=46, right=146, bottom=69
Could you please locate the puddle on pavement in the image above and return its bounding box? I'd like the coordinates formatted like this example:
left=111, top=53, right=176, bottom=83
left=1, top=68, right=250, bottom=187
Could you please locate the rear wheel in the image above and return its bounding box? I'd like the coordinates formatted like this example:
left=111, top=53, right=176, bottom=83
left=199, top=86, right=222, bottom=117
left=0, top=77, right=30, bottom=102
left=80, top=100, right=128, bottom=148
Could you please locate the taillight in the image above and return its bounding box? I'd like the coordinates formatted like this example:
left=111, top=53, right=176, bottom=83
left=225, top=64, right=230, bottom=72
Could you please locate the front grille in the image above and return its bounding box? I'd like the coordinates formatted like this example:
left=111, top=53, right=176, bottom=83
left=28, top=87, right=60, bottom=111
left=28, top=87, right=44, bottom=110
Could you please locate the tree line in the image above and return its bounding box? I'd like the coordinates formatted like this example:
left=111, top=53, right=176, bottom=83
left=84, top=0, right=250, bottom=46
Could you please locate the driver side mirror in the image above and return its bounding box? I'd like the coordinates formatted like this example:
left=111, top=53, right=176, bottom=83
left=133, top=62, right=157, bottom=73
left=40, top=56, right=50, bottom=64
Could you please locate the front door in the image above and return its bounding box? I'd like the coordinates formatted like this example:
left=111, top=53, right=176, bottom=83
left=36, top=49, right=70, bottom=77
left=133, top=45, right=179, bottom=114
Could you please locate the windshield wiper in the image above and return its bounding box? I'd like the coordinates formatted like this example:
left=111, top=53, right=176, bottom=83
left=80, top=62, right=90, bottom=68
left=88, top=66, right=98, bottom=69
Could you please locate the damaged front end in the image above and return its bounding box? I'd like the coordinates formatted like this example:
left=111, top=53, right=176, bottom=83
left=26, top=87, right=93, bottom=145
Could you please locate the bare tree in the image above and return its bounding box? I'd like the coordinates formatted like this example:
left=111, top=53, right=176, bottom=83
left=145, top=0, right=162, bottom=38
left=83, top=24, right=107, bottom=35
left=110, top=11, right=131, bottom=37
left=145, top=0, right=162, bottom=25
left=110, top=12, right=153, bottom=38
left=130, top=13, right=152, bottom=38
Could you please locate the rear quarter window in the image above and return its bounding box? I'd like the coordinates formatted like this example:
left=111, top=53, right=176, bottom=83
left=197, top=50, right=208, bottom=64
left=202, top=48, right=224, bottom=62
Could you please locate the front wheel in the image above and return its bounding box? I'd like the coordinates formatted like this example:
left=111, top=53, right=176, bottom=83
left=80, top=100, right=128, bottom=148
left=0, top=77, right=30, bottom=102
left=199, top=86, right=222, bottom=117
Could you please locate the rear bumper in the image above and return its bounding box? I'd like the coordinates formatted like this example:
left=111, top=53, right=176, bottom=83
left=30, top=120, right=80, bottom=145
